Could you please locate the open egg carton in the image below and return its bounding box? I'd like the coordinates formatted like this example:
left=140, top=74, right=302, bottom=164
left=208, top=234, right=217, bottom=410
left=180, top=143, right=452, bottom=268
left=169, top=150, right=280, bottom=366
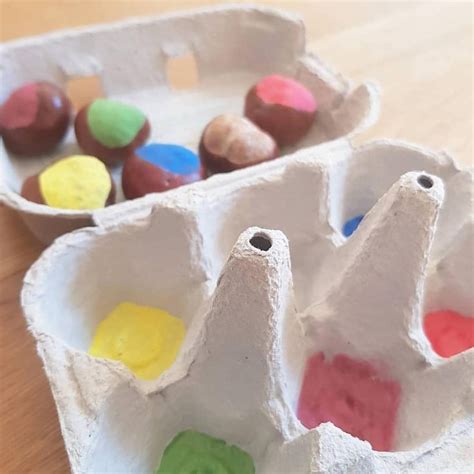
left=0, top=4, right=378, bottom=244
left=21, top=137, right=473, bottom=473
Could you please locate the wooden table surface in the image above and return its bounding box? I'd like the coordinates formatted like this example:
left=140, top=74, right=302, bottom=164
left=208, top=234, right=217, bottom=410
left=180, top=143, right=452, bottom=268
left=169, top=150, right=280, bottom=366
left=0, top=1, right=472, bottom=472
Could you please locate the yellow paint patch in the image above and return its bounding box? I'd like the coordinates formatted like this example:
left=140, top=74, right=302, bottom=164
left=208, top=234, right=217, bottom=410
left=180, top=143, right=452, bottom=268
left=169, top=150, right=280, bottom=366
left=89, top=302, right=186, bottom=380
left=39, top=155, right=111, bottom=210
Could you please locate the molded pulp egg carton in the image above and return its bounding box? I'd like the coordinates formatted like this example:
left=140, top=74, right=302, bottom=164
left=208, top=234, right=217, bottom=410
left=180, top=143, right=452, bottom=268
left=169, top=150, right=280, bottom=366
left=0, top=5, right=379, bottom=244
left=22, top=138, right=473, bottom=473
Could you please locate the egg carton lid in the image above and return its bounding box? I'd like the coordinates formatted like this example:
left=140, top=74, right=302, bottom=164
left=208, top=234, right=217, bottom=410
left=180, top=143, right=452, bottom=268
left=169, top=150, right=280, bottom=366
left=0, top=4, right=379, bottom=243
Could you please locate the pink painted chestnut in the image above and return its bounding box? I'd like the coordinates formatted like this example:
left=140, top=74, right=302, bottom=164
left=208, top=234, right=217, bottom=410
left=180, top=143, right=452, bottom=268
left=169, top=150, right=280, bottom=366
left=199, top=113, right=279, bottom=175
left=74, top=98, right=150, bottom=166
left=244, top=74, right=317, bottom=147
left=122, top=143, right=203, bottom=199
left=0, top=81, right=72, bottom=156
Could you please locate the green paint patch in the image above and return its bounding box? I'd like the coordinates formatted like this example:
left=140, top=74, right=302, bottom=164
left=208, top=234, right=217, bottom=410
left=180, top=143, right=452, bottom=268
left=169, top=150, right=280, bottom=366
left=87, top=99, right=146, bottom=148
left=156, top=430, right=255, bottom=474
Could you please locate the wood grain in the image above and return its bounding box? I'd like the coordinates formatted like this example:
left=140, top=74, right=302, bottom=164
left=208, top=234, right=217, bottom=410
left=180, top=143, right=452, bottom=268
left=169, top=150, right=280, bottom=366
left=0, top=1, right=472, bottom=472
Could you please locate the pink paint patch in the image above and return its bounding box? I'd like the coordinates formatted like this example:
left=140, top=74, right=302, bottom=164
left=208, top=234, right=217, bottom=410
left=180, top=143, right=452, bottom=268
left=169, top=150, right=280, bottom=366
left=297, top=352, right=400, bottom=452
left=424, top=310, right=474, bottom=358
left=255, top=75, right=317, bottom=113
left=0, top=83, right=39, bottom=129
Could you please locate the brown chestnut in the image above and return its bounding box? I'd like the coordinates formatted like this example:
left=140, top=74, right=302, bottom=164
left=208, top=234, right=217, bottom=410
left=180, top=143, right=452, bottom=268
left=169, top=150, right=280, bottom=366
left=74, top=98, right=150, bottom=166
left=199, top=114, right=279, bottom=175
left=21, top=155, right=115, bottom=210
left=0, top=81, right=72, bottom=156
left=244, top=75, right=317, bottom=147
left=122, top=143, right=203, bottom=199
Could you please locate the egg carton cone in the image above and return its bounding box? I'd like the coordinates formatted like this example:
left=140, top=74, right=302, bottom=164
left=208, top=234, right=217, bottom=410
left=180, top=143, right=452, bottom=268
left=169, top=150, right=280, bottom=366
left=0, top=4, right=379, bottom=244
left=21, top=139, right=473, bottom=472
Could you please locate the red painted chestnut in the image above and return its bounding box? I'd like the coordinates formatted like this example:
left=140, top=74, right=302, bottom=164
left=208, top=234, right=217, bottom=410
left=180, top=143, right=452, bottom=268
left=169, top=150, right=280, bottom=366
left=244, top=74, right=317, bottom=147
left=0, top=81, right=72, bottom=156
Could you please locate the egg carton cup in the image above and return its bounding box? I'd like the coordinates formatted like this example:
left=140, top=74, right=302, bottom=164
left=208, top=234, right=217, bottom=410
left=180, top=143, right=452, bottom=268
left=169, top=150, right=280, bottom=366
left=22, top=138, right=473, bottom=473
left=0, top=4, right=379, bottom=244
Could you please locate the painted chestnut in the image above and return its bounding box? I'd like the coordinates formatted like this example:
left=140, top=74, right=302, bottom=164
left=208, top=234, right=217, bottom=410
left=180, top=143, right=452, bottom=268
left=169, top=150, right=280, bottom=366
left=199, top=113, right=279, bottom=175
left=74, top=98, right=150, bottom=166
left=122, top=143, right=203, bottom=199
left=21, top=155, right=115, bottom=210
left=244, top=74, right=317, bottom=147
left=0, top=81, right=72, bottom=156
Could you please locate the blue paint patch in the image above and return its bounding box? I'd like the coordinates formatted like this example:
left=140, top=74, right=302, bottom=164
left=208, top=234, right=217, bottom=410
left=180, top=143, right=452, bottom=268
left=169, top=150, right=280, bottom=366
left=343, top=214, right=364, bottom=237
left=136, top=143, right=200, bottom=175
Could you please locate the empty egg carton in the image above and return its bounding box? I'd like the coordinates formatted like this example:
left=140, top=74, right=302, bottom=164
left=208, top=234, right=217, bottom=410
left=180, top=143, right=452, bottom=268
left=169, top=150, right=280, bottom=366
left=21, top=139, right=473, bottom=472
left=0, top=5, right=379, bottom=244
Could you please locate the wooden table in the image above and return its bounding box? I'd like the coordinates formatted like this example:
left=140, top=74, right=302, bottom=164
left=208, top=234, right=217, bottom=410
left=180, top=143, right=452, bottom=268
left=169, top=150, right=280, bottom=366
left=0, top=2, right=472, bottom=472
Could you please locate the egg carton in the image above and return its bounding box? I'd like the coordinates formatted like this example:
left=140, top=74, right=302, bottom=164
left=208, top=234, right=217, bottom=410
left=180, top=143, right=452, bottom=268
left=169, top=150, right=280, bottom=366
left=21, top=138, right=473, bottom=473
left=0, top=5, right=378, bottom=244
